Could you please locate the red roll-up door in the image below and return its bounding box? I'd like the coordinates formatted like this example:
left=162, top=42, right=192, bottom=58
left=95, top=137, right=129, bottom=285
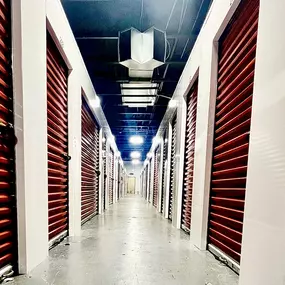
left=47, top=34, right=69, bottom=241
left=0, top=0, right=18, bottom=275
left=168, top=115, right=177, bottom=220
left=148, top=158, right=152, bottom=203
left=161, top=132, right=167, bottom=214
left=152, top=147, right=159, bottom=208
left=81, top=98, right=99, bottom=223
left=102, top=136, right=107, bottom=211
left=181, top=78, right=198, bottom=233
left=117, top=166, right=120, bottom=201
left=109, top=149, right=114, bottom=205
left=208, top=0, right=259, bottom=269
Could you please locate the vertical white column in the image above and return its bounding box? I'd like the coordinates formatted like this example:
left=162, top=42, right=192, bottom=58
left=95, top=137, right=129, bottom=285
left=12, top=0, right=48, bottom=273
left=157, top=141, right=164, bottom=213
left=190, top=43, right=218, bottom=250
left=149, top=155, right=155, bottom=205
left=67, top=72, right=81, bottom=237
left=239, top=1, right=285, bottom=284
left=98, top=128, right=103, bottom=214
left=146, top=161, right=151, bottom=202
left=113, top=151, right=117, bottom=203
left=164, top=123, right=172, bottom=219
left=172, top=98, right=187, bottom=229
left=105, top=142, right=110, bottom=209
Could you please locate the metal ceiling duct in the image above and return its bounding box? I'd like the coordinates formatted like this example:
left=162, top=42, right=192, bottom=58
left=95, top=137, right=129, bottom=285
left=118, top=27, right=166, bottom=107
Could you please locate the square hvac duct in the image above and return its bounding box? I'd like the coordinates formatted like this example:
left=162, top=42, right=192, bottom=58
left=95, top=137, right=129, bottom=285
left=118, top=27, right=166, bottom=70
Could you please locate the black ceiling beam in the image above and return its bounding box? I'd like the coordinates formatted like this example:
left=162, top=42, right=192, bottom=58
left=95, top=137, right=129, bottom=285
left=92, top=77, right=177, bottom=83
left=98, top=94, right=157, bottom=97
left=116, top=119, right=153, bottom=122
left=116, top=103, right=167, bottom=106
left=118, top=112, right=154, bottom=115
left=116, top=78, right=177, bottom=83
left=99, top=94, right=171, bottom=99
left=114, top=133, right=156, bottom=136
left=112, top=125, right=157, bottom=128
left=121, top=86, right=158, bottom=90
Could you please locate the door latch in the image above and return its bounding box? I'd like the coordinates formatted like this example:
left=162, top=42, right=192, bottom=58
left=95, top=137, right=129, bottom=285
left=63, top=153, right=71, bottom=162
left=0, top=123, right=18, bottom=146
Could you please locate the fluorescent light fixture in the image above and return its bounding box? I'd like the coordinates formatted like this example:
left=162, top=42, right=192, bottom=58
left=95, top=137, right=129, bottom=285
left=164, top=138, right=168, bottom=143
left=130, top=151, right=141, bottom=159
left=126, top=103, right=149, bottom=108
left=121, top=82, right=157, bottom=107
left=108, top=135, right=115, bottom=143
left=168, top=99, right=177, bottom=108
left=129, top=135, right=144, bottom=145
left=132, top=159, right=141, bottom=165
left=90, top=96, right=101, bottom=108
left=152, top=136, right=161, bottom=146
left=102, top=137, right=106, bottom=143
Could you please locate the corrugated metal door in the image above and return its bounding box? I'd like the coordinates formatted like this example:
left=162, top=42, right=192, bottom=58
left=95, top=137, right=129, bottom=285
left=161, top=133, right=167, bottom=214
left=81, top=98, right=99, bottom=223
left=168, top=115, right=177, bottom=220
left=117, top=164, right=120, bottom=200
left=102, top=137, right=106, bottom=210
left=47, top=34, right=69, bottom=241
left=109, top=149, right=114, bottom=205
left=148, top=158, right=152, bottom=202
left=208, top=0, right=259, bottom=269
left=181, top=78, right=198, bottom=233
left=152, top=147, right=159, bottom=208
left=0, top=0, right=18, bottom=274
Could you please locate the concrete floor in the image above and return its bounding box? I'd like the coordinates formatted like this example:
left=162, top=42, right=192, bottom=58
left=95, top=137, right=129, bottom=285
left=11, top=196, right=239, bottom=285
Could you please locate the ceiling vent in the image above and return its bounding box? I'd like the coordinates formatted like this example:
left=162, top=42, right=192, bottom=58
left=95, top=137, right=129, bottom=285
left=118, top=27, right=166, bottom=107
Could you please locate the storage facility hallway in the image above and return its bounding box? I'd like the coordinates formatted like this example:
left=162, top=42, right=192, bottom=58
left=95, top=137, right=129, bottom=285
left=1, top=0, right=284, bottom=284
left=12, top=196, right=238, bottom=285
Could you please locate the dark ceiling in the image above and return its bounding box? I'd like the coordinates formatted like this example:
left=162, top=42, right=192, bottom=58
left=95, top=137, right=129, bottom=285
left=62, top=0, right=212, bottom=161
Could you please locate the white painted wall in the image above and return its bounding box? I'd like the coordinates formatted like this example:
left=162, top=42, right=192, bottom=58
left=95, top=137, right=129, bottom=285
left=164, top=122, right=172, bottom=219
left=239, top=1, right=285, bottom=284
left=172, top=97, right=187, bottom=228
left=12, top=0, right=48, bottom=273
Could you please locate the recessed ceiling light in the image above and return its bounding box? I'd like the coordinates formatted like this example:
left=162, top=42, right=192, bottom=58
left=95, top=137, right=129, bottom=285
left=168, top=99, right=177, bottom=108
left=108, top=135, right=115, bottom=143
left=90, top=96, right=100, bottom=108
left=129, top=135, right=144, bottom=145
left=130, top=151, right=141, bottom=159
left=132, top=159, right=141, bottom=165
left=152, top=136, right=161, bottom=146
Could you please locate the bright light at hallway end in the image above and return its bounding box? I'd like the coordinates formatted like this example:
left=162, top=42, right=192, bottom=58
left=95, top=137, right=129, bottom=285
left=130, top=151, right=141, bottom=159
left=90, top=96, right=101, bottom=108
left=168, top=99, right=177, bottom=108
left=131, top=159, right=141, bottom=165
left=129, top=135, right=144, bottom=145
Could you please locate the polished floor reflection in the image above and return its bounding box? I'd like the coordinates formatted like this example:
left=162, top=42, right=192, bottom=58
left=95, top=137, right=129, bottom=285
left=12, top=196, right=238, bottom=285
